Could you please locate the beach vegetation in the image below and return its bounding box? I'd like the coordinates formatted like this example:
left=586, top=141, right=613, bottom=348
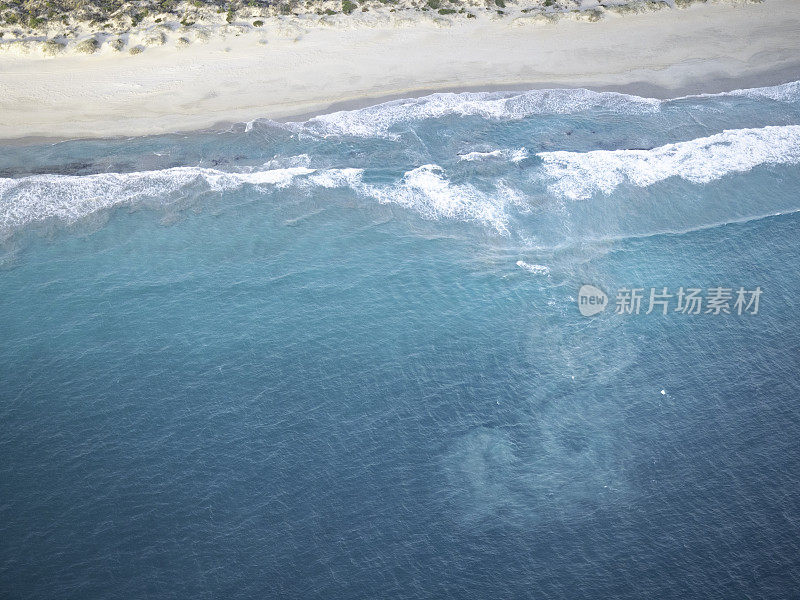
left=42, top=38, right=65, bottom=54
left=0, top=0, right=633, bottom=38
left=75, top=36, right=99, bottom=52
left=130, top=11, right=147, bottom=26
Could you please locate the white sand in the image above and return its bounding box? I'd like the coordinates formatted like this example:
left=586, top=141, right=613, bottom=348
left=0, top=0, right=799, bottom=140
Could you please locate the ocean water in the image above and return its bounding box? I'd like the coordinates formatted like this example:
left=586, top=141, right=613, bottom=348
left=1, top=83, right=800, bottom=599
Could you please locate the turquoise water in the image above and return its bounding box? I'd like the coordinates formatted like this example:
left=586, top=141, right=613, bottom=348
left=1, top=84, right=800, bottom=598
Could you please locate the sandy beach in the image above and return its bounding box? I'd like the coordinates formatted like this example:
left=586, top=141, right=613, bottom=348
left=1, top=0, right=799, bottom=140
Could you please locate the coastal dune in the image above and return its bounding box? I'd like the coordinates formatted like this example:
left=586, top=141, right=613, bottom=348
left=0, top=0, right=799, bottom=140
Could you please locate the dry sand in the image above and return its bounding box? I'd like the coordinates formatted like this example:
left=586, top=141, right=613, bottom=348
left=0, top=0, right=798, bottom=140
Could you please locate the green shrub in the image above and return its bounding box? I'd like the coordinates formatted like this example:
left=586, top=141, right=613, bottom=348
left=438, top=7, right=455, bottom=13
left=494, top=0, right=505, bottom=7
left=252, top=19, right=263, bottom=25
left=42, top=39, right=66, bottom=55
left=225, top=8, right=234, bottom=21
left=75, top=37, right=100, bottom=53
left=426, top=0, right=440, bottom=8
left=342, top=0, right=356, bottom=13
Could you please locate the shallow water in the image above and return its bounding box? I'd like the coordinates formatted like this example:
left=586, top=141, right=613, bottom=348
left=1, top=83, right=800, bottom=599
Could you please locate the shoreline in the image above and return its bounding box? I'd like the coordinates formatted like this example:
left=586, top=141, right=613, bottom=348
left=1, top=0, right=799, bottom=142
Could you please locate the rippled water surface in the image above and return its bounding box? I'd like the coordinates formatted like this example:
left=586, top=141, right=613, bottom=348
left=1, top=83, right=800, bottom=599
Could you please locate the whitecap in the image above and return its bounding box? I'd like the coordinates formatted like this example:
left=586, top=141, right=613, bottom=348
left=294, top=88, right=660, bottom=138
left=458, top=147, right=529, bottom=162
left=361, top=165, right=523, bottom=234
left=516, top=260, right=550, bottom=275
left=538, top=125, right=800, bottom=200
left=458, top=150, right=504, bottom=162
left=678, top=80, right=800, bottom=104
left=0, top=166, right=358, bottom=233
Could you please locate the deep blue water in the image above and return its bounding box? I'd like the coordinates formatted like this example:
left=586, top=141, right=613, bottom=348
left=1, top=84, right=800, bottom=599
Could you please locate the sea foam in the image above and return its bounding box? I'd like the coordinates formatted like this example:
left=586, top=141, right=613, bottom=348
left=539, top=125, right=800, bottom=200
left=295, top=88, right=661, bottom=138
left=0, top=166, right=355, bottom=233
left=361, top=165, right=524, bottom=234
left=0, top=162, right=521, bottom=236
left=459, top=148, right=529, bottom=163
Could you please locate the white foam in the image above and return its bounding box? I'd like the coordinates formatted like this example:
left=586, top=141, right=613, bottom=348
left=361, top=165, right=523, bottom=234
left=681, top=80, right=800, bottom=104
left=459, top=150, right=504, bottom=162
left=509, top=148, right=529, bottom=163
left=0, top=161, right=522, bottom=236
left=305, top=168, right=364, bottom=189
left=1, top=158, right=525, bottom=236
left=727, top=80, right=800, bottom=103
left=458, top=147, right=529, bottom=162
left=538, top=125, right=800, bottom=200
left=516, top=260, right=550, bottom=275
left=296, top=88, right=660, bottom=138
left=0, top=165, right=357, bottom=233
left=276, top=81, right=800, bottom=140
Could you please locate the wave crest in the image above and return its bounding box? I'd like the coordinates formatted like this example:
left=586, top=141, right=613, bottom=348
left=295, top=88, right=661, bottom=138
left=361, top=165, right=525, bottom=234
left=538, top=125, right=800, bottom=200
left=0, top=166, right=357, bottom=233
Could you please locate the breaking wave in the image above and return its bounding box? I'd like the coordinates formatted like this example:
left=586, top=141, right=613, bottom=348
left=0, top=162, right=523, bottom=237
left=293, top=88, right=661, bottom=138
left=4, top=82, right=800, bottom=241
left=280, top=80, right=800, bottom=140
left=516, top=261, right=550, bottom=275
left=0, top=166, right=361, bottom=233
left=705, top=80, right=800, bottom=104
left=459, top=148, right=529, bottom=163
left=539, top=125, right=800, bottom=200
left=363, top=165, right=524, bottom=234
